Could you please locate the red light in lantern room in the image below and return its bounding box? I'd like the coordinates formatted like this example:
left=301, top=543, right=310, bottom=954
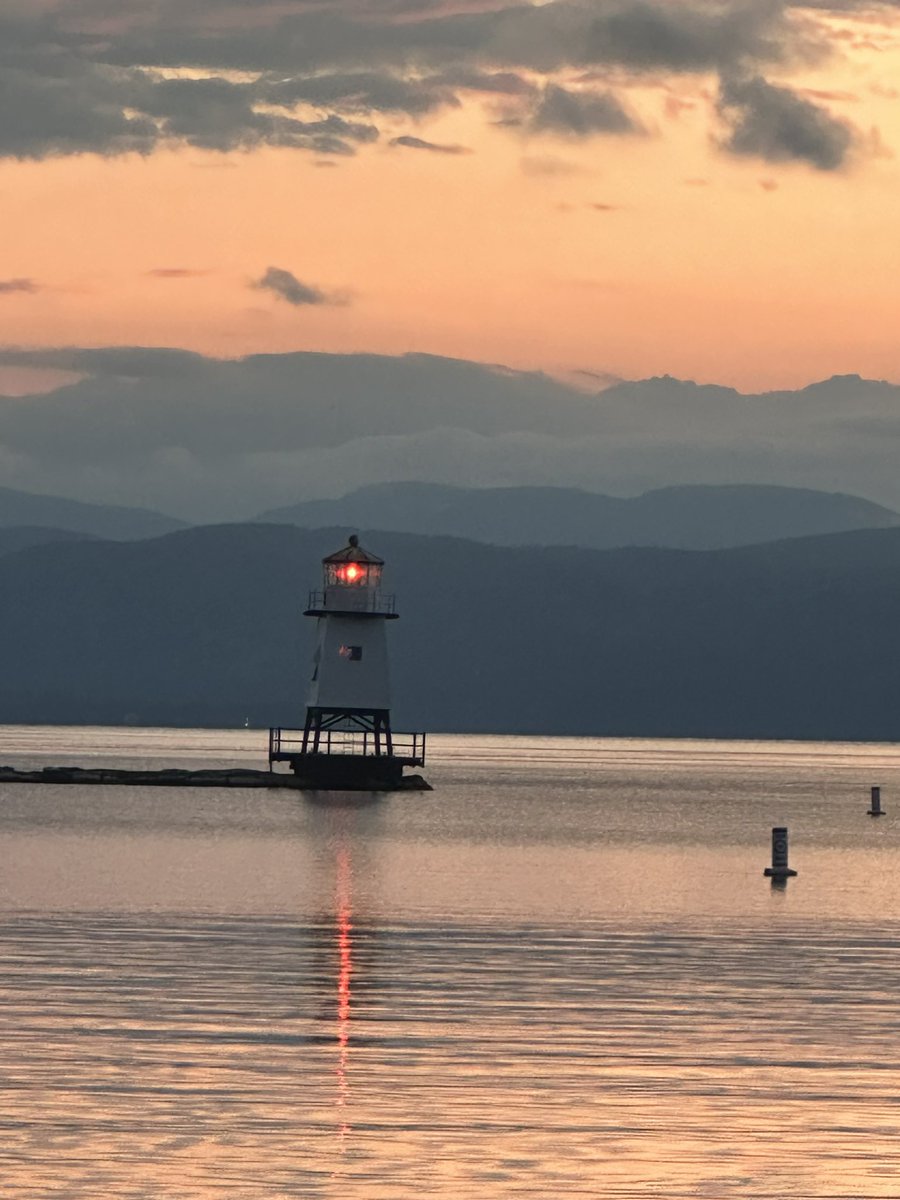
left=344, top=564, right=361, bottom=583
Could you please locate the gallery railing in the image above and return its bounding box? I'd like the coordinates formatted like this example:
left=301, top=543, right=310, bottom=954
left=269, top=727, right=426, bottom=764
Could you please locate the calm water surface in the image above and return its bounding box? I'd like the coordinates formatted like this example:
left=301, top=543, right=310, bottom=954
left=1, top=727, right=900, bottom=1197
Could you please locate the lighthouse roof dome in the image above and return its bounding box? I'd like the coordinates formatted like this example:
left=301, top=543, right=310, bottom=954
left=323, top=534, right=384, bottom=566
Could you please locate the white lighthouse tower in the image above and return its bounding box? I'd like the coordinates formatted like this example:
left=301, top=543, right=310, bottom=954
left=268, top=535, right=427, bottom=789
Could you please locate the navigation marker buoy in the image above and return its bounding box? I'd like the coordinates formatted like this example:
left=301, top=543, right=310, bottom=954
left=764, top=826, right=797, bottom=879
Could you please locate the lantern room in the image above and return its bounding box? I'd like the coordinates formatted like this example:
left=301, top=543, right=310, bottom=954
left=314, top=535, right=396, bottom=617
left=323, top=535, right=383, bottom=591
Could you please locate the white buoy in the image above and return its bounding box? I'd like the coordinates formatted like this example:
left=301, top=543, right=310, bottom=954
left=764, top=826, right=797, bottom=879
left=868, top=785, right=884, bottom=816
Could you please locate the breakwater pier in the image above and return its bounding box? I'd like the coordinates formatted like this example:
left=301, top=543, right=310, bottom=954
left=0, top=764, right=431, bottom=791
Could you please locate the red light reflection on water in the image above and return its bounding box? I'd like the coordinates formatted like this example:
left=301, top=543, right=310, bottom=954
left=335, top=844, right=353, bottom=1144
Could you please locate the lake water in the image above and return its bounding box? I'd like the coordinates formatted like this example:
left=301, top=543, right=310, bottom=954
left=1, top=727, right=900, bottom=1198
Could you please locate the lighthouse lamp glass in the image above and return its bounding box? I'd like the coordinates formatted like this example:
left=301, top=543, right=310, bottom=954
left=325, top=561, right=381, bottom=588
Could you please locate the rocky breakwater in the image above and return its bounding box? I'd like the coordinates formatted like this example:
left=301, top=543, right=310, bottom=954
left=0, top=765, right=432, bottom=791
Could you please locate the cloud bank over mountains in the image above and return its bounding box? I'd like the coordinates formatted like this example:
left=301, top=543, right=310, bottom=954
left=0, top=347, right=899, bottom=521
left=0, top=0, right=885, bottom=169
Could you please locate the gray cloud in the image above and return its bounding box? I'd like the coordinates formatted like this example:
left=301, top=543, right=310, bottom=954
left=0, top=345, right=210, bottom=378
left=0, top=58, right=379, bottom=159
left=253, top=267, right=341, bottom=306
left=530, top=84, right=640, bottom=136
left=424, top=67, right=536, bottom=96
left=260, top=71, right=457, bottom=116
left=138, top=75, right=380, bottom=154
left=0, top=1, right=852, bottom=161
left=580, top=0, right=798, bottom=73
left=389, top=134, right=471, bottom=153
left=0, top=278, right=39, bottom=294
left=0, top=63, right=158, bottom=160
left=717, top=74, right=856, bottom=168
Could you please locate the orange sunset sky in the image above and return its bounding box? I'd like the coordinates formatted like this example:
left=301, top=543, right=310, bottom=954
left=2, top=0, right=900, bottom=393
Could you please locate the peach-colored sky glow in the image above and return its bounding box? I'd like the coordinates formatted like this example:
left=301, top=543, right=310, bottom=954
left=2, top=1, right=900, bottom=392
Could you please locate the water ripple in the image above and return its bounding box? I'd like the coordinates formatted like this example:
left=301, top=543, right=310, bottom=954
left=2, top=913, right=900, bottom=1197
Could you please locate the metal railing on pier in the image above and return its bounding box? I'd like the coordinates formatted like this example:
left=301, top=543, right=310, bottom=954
left=269, top=727, right=425, bottom=765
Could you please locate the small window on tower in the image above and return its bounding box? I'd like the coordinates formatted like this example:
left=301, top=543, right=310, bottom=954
left=339, top=644, right=363, bottom=661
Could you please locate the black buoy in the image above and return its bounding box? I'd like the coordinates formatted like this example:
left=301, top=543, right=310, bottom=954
left=764, top=826, right=797, bottom=879
left=868, top=786, right=884, bottom=817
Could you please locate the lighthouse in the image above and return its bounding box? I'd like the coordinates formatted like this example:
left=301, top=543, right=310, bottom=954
left=268, top=535, right=427, bottom=789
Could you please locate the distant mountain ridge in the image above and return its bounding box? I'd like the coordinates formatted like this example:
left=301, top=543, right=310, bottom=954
left=2, top=348, right=900, bottom=518
left=0, top=526, right=97, bottom=558
left=0, top=485, right=185, bottom=540
left=1, top=521, right=900, bottom=740
left=0, top=477, right=892, bottom=551
left=255, top=482, right=899, bottom=551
